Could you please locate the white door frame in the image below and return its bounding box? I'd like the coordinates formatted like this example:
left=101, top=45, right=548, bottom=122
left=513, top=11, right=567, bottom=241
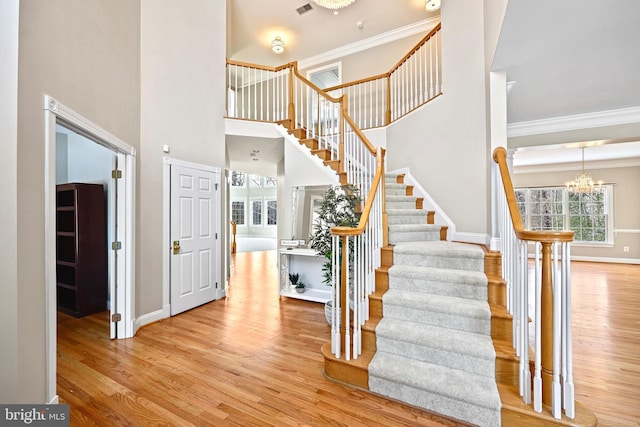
left=44, top=95, right=136, bottom=404
left=163, top=157, right=224, bottom=314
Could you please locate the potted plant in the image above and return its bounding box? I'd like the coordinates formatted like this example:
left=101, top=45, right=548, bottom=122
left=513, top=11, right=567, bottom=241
left=309, top=185, right=361, bottom=323
left=288, top=272, right=305, bottom=293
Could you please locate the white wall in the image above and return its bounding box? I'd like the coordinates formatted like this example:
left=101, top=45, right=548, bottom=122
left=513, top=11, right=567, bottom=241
left=140, top=0, right=227, bottom=315
left=14, top=0, right=141, bottom=403
left=386, top=0, right=492, bottom=236
left=0, top=0, right=19, bottom=404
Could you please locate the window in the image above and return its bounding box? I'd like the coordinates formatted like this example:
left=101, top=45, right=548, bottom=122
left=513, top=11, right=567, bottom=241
left=264, top=176, right=277, bottom=188
left=231, top=171, right=245, bottom=187
left=515, top=186, right=612, bottom=244
left=250, top=175, right=262, bottom=188
left=251, top=199, right=263, bottom=226
left=266, top=200, right=277, bottom=225
left=231, top=200, right=245, bottom=225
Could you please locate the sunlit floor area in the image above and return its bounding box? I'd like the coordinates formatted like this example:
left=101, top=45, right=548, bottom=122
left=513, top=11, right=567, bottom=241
left=56, top=255, right=640, bottom=426
left=235, top=236, right=277, bottom=253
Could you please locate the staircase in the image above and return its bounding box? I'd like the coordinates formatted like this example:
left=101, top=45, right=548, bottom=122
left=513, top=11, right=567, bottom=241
left=323, top=172, right=598, bottom=426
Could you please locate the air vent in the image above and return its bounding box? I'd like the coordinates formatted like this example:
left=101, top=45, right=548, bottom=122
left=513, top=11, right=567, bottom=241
left=296, top=3, right=313, bottom=15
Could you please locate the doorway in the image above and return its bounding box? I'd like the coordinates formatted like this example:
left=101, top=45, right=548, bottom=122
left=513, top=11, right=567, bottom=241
left=162, top=157, right=223, bottom=315
left=44, top=95, right=136, bottom=404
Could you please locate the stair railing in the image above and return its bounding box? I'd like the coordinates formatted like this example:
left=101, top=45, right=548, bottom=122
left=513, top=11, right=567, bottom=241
left=331, top=146, right=386, bottom=361
left=325, top=23, right=442, bottom=130
left=493, top=147, right=576, bottom=419
left=226, top=58, right=388, bottom=363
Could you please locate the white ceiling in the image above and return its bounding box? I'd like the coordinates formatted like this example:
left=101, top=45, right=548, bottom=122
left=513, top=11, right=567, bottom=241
left=228, top=0, right=438, bottom=67
left=226, top=0, right=640, bottom=173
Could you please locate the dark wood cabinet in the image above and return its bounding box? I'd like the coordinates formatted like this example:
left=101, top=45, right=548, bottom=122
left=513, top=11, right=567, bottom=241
left=56, top=183, right=107, bottom=317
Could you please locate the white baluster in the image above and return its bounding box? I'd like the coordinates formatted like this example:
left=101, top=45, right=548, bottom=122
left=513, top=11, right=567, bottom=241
left=534, top=242, right=543, bottom=412
left=563, top=242, right=575, bottom=418
left=552, top=243, right=562, bottom=418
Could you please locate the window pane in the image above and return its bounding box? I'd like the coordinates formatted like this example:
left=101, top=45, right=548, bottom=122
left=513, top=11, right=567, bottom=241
left=264, top=177, right=277, bottom=187
left=267, top=200, right=277, bottom=225
left=231, top=171, right=245, bottom=187
left=250, top=175, right=262, bottom=188
left=252, top=200, right=262, bottom=225
left=231, top=201, right=245, bottom=225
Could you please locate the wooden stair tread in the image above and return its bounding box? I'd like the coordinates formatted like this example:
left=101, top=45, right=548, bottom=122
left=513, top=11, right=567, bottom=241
left=499, top=384, right=597, bottom=427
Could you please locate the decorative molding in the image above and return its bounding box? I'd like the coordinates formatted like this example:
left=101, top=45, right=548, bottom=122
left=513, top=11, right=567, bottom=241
left=615, top=229, right=640, bottom=234
left=298, top=17, right=440, bottom=70
left=514, top=157, right=640, bottom=174
left=507, top=106, right=640, bottom=138
left=570, top=256, right=640, bottom=265
left=44, top=95, right=136, bottom=156
left=134, top=305, right=170, bottom=334
left=162, top=156, right=221, bottom=173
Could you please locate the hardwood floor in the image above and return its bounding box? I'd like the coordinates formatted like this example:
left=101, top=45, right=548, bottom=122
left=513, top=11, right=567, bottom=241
left=57, top=253, right=640, bottom=426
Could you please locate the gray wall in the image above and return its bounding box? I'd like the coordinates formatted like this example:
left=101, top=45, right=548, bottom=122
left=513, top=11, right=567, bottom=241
left=514, top=164, right=640, bottom=261
left=386, top=0, right=493, bottom=235
left=12, top=0, right=141, bottom=403
left=139, top=0, right=227, bottom=315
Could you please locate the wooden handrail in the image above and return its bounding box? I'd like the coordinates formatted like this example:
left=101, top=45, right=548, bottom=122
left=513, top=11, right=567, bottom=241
left=493, top=147, right=574, bottom=243
left=226, top=59, right=293, bottom=73
left=323, top=72, right=388, bottom=93
left=389, top=23, right=441, bottom=75
left=290, top=63, right=344, bottom=104
left=321, top=22, right=442, bottom=95
left=344, top=114, right=377, bottom=155
left=331, top=147, right=385, bottom=237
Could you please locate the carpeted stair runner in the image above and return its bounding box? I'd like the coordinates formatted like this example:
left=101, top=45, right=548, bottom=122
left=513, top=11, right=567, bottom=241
left=368, top=174, right=501, bottom=426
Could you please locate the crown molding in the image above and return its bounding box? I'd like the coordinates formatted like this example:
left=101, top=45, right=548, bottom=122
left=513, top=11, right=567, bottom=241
left=514, top=157, right=640, bottom=174
left=298, top=17, right=440, bottom=70
left=507, top=106, right=640, bottom=138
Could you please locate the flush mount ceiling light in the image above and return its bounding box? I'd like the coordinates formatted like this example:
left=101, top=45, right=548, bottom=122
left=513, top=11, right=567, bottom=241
left=312, top=0, right=356, bottom=11
left=271, top=36, right=285, bottom=54
left=425, top=0, right=441, bottom=11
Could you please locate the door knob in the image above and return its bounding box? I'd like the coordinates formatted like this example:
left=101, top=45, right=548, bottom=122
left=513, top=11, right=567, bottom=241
left=173, top=240, right=181, bottom=254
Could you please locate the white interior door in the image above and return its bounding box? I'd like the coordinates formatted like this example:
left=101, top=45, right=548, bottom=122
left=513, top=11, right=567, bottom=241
left=170, top=164, right=220, bottom=315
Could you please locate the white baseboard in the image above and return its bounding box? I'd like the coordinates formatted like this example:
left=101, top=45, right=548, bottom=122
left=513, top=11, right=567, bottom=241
left=452, top=232, right=491, bottom=246
left=47, top=395, right=59, bottom=405
left=133, top=304, right=170, bottom=334
left=570, top=256, right=640, bottom=265
left=489, top=237, right=501, bottom=252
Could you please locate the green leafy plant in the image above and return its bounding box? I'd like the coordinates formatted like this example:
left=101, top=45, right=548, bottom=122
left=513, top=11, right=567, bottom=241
left=309, top=185, right=361, bottom=285
left=288, top=272, right=305, bottom=289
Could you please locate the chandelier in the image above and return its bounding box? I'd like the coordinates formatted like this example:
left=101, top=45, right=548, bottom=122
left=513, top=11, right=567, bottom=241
left=566, top=147, right=602, bottom=193
left=312, top=0, right=356, bottom=11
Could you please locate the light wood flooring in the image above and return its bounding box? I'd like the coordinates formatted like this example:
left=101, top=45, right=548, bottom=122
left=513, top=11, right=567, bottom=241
left=57, top=252, right=640, bottom=426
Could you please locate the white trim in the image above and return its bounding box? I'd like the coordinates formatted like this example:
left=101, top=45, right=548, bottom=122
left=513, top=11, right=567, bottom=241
left=133, top=305, right=171, bottom=334
left=452, top=232, right=491, bottom=246
left=44, top=95, right=137, bottom=405
left=387, top=167, right=456, bottom=240
left=298, top=17, right=440, bottom=70
left=514, top=157, right=640, bottom=174
left=615, top=229, right=640, bottom=234
left=44, top=97, right=136, bottom=156
left=490, top=237, right=501, bottom=252
left=46, top=395, right=59, bottom=405
left=162, top=158, right=223, bottom=316
left=507, top=106, right=640, bottom=138
left=570, top=256, right=640, bottom=265
left=163, top=156, right=220, bottom=172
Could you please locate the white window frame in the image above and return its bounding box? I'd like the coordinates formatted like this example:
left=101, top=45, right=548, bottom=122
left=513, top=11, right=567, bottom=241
left=515, top=185, right=614, bottom=246
left=265, top=198, right=277, bottom=227
left=231, top=170, right=246, bottom=188
left=264, top=176, right=277, bottom=188
left=249, top=174, right=263, bottom=188
left=231, top=198, right=246, bottom=226
left=250, top=197, right=263, bottom=227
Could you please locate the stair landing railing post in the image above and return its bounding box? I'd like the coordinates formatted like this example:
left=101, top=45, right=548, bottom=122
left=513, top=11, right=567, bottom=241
left=540, top=241, right=554, bottom=408
left=287, top=63, right=295, bottom=127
